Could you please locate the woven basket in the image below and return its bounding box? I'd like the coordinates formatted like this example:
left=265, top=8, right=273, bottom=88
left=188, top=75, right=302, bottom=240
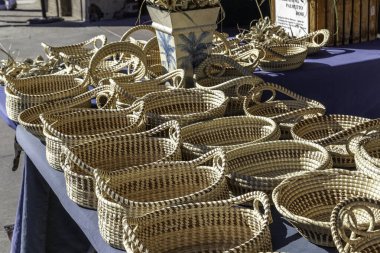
left=122, top=192, right=273, bottom=253
left=41, top=101, right=145, bottom=171
left=94, top=149, right=229, bottom=249
left=291, top=115, right=380, bottom=168
left=244, top=82, right=326, bottom=139
left=196, top=76, right=264, bottom=116
left=181, top=116, right=280, bottom=159
left=226, top=140, right=332, bottom=197
left=61, top=120, right=181, bottom=209
left=259, top=44, right=308, bottom=72
left=120, top=25, right=156, bottom=46
left=286, top=29, right=330, bottom=55
left=272, top=169, right=380, bottom=247
left=331, top=197, right=380, bottom=253
left=120, top=88, right=228, bottom=128
left=5, top=72, right=87, bottom=122
left=142, top=37, right=163, bottom=78
left=212, top=31, right=231, bottom=55
left=41, top=35, right=107, bottom=68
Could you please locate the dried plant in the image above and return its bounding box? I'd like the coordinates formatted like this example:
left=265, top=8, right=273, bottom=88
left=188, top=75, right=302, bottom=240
left=146, top=0, right=220, bottom=11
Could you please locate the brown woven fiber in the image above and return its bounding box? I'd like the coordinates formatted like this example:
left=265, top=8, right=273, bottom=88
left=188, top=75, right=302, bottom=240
left=212, top=31, right=231, bottom=55
left=122, top=191, right=273, bottom=253
left=181, top=116, right=280, bottom=159
left=94, top=149, right=229, bottom=249
left=291, top=115, right=380, bottom=168
left=286, top=29, right=330, bottom=55
left=196, top=76, right=264, bottom=116
left=41, top=101, right=145, bottom=171
left=120, top=25, right=156, bottom=45
left=272, top=169, right=380, bottom=247
left=226, top=140, right=332, bottom=198
left=5, top=72, right=87, bottom=122
left=331, top=197, right=380, bottom=253
left=259, top=44, right=307, bottom=72
left=61, top=120, right=181, bottom=209
left=123, top=88, right=228, bottom=128
left=244, top=82, right=326, bottom=139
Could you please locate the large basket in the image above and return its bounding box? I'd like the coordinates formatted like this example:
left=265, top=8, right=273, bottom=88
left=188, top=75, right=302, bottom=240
left=244, top=82, right=326, bottom=139
left=272, top=169, right=380, bottom=247
left=61, top=120, right=181, bottom=209
left=291, top=115, right=380, bottom=168
left=41, top=101, right=145, bottom=171
left=123, top=88, right=228, bottom=128
left=94, top=149, right=229, bottom=249
left=196, top=76, right=264, bottom=116
left=226, top=140, right=332, bottom=197
left=286, top=29, right=330, bottom=55
left=259, top=44, right=308, bottom=72
left=181, top=116, right=280, bottom=159
left=331, top=197, right=380, bottom=253
left=122, top=192, right=273, bottom=253
left=5, top=72, right=87, bottom=122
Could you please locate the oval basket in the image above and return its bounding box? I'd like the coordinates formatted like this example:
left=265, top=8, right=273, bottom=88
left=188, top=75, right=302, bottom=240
left=272, top=169, right=380, bottom=247
left=181, top=116, right=280, bottom=159
left=93, top=149, right=229, bottom=249
left=41, top=101, right=145, bottom=171
left=291, top=115, right=380, bottom=168
left=286, top=29, right=330, bottom=55
left=60, top=120, right=181, bottom=209
left=244, top=82, right=326, bottom=139
left=331, top=197, right=380, bottom=253
left=122, top=192, right=273, bottom=253
left=226, top=140, right=332, bottom=198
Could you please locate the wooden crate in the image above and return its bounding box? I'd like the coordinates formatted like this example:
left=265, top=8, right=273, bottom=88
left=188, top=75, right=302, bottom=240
left=271, top=0, right=380, bottom=45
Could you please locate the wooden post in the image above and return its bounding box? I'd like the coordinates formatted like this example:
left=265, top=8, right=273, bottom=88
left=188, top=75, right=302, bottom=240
left=353, top=0, right=361, bottom=43
left=361, top=0, right=369, bottom=42
left=326, top=0, right=336, bottom=45
left=270, top=0, right=276, bottom=23
left=344, top=0, right=353, bottom=44
left=369, top=0, right=378, bottom=40
left=316, top=0, right=326, bottom=29
left=336, top=0, right=344, bottom=45
left=309, top=0, right=317, bottom=33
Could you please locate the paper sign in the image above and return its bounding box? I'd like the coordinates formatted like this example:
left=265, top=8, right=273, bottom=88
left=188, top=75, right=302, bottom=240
left=275, top=0, right=309, bottom=37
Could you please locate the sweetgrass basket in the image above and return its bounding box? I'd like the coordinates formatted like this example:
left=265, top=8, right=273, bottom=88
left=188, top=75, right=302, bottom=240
left=120, top=25, right=156, bottom=46
left=272, top=169, right=380, bottom=247
left=17, top=83, right=127, bottom=140
left=286, top=29, right=330, bottom=55
left=196, top=76, right=264, bottom=116
left=5, top=72, right=87, bottom=122
left=244, top=82, right=326, bottom=139
left=122, top=192, right=273, bottom=253
left=259, top=44, right=308, bottom=72
left=181, top=116, right=280, bottom=159
left=94, top=149, right=229, bottom=249
left=291, top=115, right=380, bottom=168
left=331, top=197, right=380, bottom=253
left=41, top=101, right=145, bottom=171
left=120, top=88, right=228, bottom=128
left=226, top=140, right=332, bottom=197
left=60, top=120, right=181, bottom=209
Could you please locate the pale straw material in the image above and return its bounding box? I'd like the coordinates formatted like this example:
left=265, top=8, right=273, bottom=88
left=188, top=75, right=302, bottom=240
left=286, top=29, right=330, bottom=55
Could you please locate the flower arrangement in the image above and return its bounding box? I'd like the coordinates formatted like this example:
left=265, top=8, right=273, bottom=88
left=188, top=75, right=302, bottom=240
left=146, top=0, right=220, bottom=11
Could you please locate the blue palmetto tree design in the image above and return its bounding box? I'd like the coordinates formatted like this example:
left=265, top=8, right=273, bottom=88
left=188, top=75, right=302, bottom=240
left=177, top=31, right=211, bottom=69
left=157, top=31, right=176, bottom=70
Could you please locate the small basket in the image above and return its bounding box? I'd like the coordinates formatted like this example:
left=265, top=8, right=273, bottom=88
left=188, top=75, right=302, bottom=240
left=5, top=72, right=87, bottom=122
left=331, top=197, right=380, bottom=253
left=41, top=101, right=145, bottom=171
left=259, top=44, right=308, bottom=72
left=61, top=120, right=181, bottom=209
left=196, top=76, right=264, bottom=116
left=122, top=192, right=273, bottom=253
left=244, top=82, right=326, bottom=139
left=121, top=88, right=228, bottom=128
left=181, top=116, right=280, bottom=159
left=272, top=169, right=380, bottom=247
left=226, top=140, right=332, bottom=197
left=291, top=115, right=380, bottom=168
left=286, top=29, right=330, bottom=55
left=94, top=149, right=229, bottom=249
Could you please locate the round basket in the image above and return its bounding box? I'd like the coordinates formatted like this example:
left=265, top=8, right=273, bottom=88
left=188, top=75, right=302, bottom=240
left=5, top=72, right=87, bottom=122
left=259, top=44, right=308, bottom=72
left=196, top=76, right=264, bottom=116
left=94, top=149, right=229, bottom=249
left=122, top=192, right=273, bottom=253
left=60, top=120, right=181, bottom=209
left=331, top=197, right=380, bottom=253
left=121, top=88, right=228, bottom=128
left=272, top=169, right=380, bottom=247
left=41, top=101, right=145, bottom=171
left=291, top=115, right=380, bottom=168
left=181, top=116, right=280, bottom=159
left=244, top=82, right=326, bottom=139
left=286, top=29, right=330, bottom=55
left=142, top=37, right=163, bottom=78
left=226, top=140, right=332, bottom=197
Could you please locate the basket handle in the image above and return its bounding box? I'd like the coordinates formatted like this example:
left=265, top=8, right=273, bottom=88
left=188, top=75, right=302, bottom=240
left=188, top=148, right=226, bottom=172
left=158, top=69, right=185, bottom=89
left=212, top=31, right=231, bottom=55
left=120, top=25, right=156, bottom=43
left=142, top=120, right=181, bottom=144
